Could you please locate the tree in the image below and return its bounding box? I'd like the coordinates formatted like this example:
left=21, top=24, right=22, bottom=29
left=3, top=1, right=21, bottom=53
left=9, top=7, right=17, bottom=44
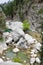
left=0, top=7, right=6, bottom=30
left=3, top=1, right=14, bottom=19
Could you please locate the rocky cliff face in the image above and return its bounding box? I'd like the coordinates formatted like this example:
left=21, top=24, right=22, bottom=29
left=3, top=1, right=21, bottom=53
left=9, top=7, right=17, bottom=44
left=27, top=3, right=43, bottom=32
left=14, top=2, right=43, bottom=32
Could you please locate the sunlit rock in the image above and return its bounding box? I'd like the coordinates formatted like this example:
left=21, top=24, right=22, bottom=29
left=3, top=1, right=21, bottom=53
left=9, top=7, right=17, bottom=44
left=34, top=42, right=41, bottom=51
left=35, top=57, right=41, bottom=63
left=2, top=43, right=8, bottom=50
left=0, top=45, right=4, bottom=54
left=13, top=21, right=23, bottom=29
left=31, top=49, right=38, bottom=54
left=0, top=58, right=3, bottom=63
left=31, top=54, right=37, bottom=58
left=6, top=21, right=23, bottom=30
left=6, top=37, right=12, bottom=43
left=25, top=34, right=36, bottom=45
left=15, top=28, right=25, bottom=36
left=0, top=42, right=8, bottom=54
left=0, top=61, right=22, bottom=65
left=16, top=37, right=28, bottom=49
left=13, top=48, right=20, bottom=53
left=3, top=32, right=9, bottom=39
left=11, top=31, right=21, bottom=42
left=30, top=58, right=35, bottom=65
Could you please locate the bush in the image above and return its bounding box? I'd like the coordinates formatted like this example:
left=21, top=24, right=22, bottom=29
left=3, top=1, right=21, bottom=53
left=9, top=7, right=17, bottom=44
left=0, top=8, right=6, bottom=30
left=23, top=20, right=30, bottom=31
left=13, top=57, right=22, bottom=63
left=38, top=8, right=43, bottom=14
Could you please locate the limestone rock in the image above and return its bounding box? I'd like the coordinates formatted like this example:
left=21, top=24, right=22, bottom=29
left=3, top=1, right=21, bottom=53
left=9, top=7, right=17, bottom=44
left=0, top=61, right=22, bottom=65
left=25, top=34, right=36, bottom=45
left=0, top=58, right=3, bottom=63
left=16, top=37, right=28, bottom=49
left=36, top=57, right=41, bottom=63
left=13, top=48, right=20, bottom=53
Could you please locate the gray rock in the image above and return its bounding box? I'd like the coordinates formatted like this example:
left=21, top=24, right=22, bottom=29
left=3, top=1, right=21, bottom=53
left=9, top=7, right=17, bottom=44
left=6, top=21, right=23, bottom=30
left=0, top=61, right=22, bottom=65
left=16, top=37, right=28, bottom=49
left=6, top=21, right=25, bottom=43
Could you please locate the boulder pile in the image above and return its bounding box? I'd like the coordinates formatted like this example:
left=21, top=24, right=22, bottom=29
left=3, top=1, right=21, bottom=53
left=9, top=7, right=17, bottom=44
left=3, top=21, right=41, bottom=65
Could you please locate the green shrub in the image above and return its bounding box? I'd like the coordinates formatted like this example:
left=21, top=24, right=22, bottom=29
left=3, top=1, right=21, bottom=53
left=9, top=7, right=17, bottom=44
left=23, top=20, right=30, bottom=31
left=32, top=6, right=35, bottom=9
left=0, top=38, right=3, bottom=42
left=13, top=57, right=22, bottom=63
left=38, top=8, right=43, bottom=14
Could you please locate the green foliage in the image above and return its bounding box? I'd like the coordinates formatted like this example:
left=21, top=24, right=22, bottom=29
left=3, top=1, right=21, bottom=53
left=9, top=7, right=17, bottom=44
left=0, top=9, right=6, bottom=30
left=32, top=5, right=35, bottom=9
left=17, top=51, right=27, bottom=60
left=13, top=57, right=22, bottom=63
left=23, top=20, right=30, bottom=31
left=0, top=38, right=3, bottom=42
left=3, top=1, right=14, bottom=19
left=38, top=8, right=43, bottom=14
left=13, top=51, right=28, bottom=63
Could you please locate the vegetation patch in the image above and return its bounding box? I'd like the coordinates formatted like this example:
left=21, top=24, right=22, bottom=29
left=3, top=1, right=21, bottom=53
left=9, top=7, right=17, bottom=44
left=38, top=8, right=43, bottom=14
left=23, top=20, right=30, bottom=31
left=0, top=38, right=3, bottom=42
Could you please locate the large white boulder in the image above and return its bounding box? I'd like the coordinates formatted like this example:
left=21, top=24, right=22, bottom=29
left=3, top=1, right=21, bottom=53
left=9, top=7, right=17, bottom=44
left=6, top=21, right=23, bottom=30
left=11, top=28, right=25, bottom=42
left=15, top=28, right=25, bottom=36
left=13, top=21, right=23, bottom=29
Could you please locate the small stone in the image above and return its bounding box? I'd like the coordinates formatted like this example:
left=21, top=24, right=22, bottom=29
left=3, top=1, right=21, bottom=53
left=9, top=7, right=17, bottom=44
left=7, top=58, right=10, bottom=60
left=23, top=60, right=26, bottom=63
left=2, top=56, right=5, bottom=59
left=13, top=48, right=20, bottom=53
left=31, top=54, right=37, bottom=57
